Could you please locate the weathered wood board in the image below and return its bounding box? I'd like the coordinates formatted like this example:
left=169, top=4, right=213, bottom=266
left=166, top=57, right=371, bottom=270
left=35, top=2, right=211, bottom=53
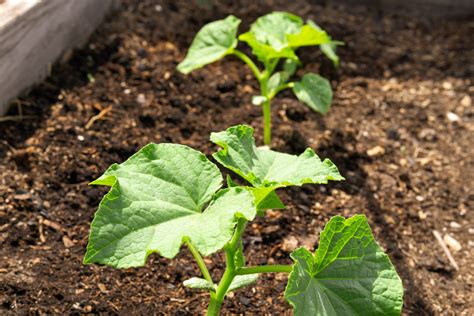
left=0, top=0, right=118, bottom=115
left=327, top=0, right=474, bottom=17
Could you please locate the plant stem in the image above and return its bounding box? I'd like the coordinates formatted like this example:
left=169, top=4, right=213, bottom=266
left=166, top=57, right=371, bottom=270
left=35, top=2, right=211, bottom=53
left=262, top=99, right=272, bottom=146
left=206, top=219, right=247, bottom=316
left=184, top=237, right=213, bottom=286
left=232, top=50, right=262, bottom=80
left=237, top=264, right=292, bottom=275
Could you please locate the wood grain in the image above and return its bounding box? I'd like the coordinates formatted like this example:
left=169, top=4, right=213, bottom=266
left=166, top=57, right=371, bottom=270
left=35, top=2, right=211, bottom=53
left=0, top=0, right=118, bottom=115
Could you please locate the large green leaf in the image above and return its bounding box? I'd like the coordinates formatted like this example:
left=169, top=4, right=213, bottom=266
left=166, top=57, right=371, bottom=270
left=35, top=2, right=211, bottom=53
left=287, top=24, right=331, bottom=48
left=238, top=32, right=298, bottom=63
left=246, top=12, right=303, bottom=50
left=238, top=12, right=302, bottom=63
left=84, top=143, right=257, bottom=268
left=210, top=125, right=343, bottom=188
left=177, top=15, right=240, bottom=74
left=293, top=73, right=333, bottom=114
left=285, top=215, right=404, bottom=316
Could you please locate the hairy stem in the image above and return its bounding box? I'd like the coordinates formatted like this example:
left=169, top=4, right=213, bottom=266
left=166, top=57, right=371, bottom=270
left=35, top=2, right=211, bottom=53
left=237, top=264, right=292, bottom=275
left=206, top=219, right=247, bottom=316
left=184, top=237, right=214, bottom=286
left=232, top=49, right=262, bottom=80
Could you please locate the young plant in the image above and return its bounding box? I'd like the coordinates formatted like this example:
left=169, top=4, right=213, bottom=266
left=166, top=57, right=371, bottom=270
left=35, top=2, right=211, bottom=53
left=84, top=125, right=404, bottom=315
left=177, top=12, right=342, bottom=146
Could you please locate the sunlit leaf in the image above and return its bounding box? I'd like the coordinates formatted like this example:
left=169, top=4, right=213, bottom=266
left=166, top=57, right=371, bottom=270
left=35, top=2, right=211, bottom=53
left=84, top=143, right=257, bottom=268
left=285, top=215, right=404, bottom=316
left=293, top=73, right=332, bottom=114
left=177, top=16, right=240, bottom=73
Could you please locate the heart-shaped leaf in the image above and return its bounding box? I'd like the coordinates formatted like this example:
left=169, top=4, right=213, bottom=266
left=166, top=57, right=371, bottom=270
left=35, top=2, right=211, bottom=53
left=293, top=73, right=333, bottom=114
left=177, top=15, right=240, bottom=74
left=285, top=215, right=404, bottom=316
left=84, top=143, right=256, bottom=268
left=210, top=125, right=343, bottom=189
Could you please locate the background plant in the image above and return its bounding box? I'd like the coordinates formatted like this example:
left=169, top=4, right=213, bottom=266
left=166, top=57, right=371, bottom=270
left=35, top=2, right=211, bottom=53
left=177, top=12, right=342, bottom=146
left=84, top=125, right=403, bottom=315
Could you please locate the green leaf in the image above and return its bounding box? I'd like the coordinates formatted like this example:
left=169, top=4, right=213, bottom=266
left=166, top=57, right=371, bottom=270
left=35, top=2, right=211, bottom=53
left=84, top=143, right=257, bottom=268
left=227, top=274, right=259, bottom=293
left=286, top=24, right=331, bottom=48
left=210, top=125, right=343, bottom=189
left=251, top=187, right=285, bottom=211
left=239, top=32, right=298, bottom=63
left=226, top=174, right=238, bottom=187
left=284, top=215, right=404, bottom=316
left=293, top=73, right=333, bottom=114
left=307, top=20, right=342, bottom=66
left=177, top=15, right=240, bottom=74
left=183, top=277, right=216, bottom=291
left=283, top=59, right=299, bottom=76
left=268, top=71, right=290, bottom=92
left=246, top=12, right=303, bottom=50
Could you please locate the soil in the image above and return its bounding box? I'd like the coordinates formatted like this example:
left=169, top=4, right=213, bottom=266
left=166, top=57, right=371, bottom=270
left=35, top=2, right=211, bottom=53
left=1, top=0, right=473, bottom=315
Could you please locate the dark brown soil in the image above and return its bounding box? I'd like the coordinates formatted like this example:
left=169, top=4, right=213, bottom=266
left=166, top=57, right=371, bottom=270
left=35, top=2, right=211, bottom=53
left=1, top=0, right=473, bottom=315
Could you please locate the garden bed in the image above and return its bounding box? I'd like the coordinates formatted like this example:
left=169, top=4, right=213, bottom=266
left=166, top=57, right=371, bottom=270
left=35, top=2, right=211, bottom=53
left=0, top=0, right=472, bottom=314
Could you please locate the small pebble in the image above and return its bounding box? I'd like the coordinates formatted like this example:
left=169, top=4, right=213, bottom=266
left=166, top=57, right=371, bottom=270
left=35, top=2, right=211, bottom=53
left=442, top=81, right=453, bottom=90
left=449, top=222, right=461, bottom=229
left=136, top=93, right=146, bottom=105
left=418, top=211, right=428, bottom=220
left=367, top=146, right=385, bottom=157
left=447, top=112, right=460, bottom=122
left=460, top=95, right=472, bottom=107
left=443, top=234, right=462, bottom=252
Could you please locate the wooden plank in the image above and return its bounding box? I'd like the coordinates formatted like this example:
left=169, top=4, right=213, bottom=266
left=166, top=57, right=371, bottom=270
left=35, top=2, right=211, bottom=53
left=0, top=0, right=118, bottom=115
left=326, top=0, right=474, bottom=17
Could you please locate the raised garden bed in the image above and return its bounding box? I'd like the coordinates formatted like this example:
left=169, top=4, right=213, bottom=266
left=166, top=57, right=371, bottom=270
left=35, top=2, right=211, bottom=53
left=0, top=0, right=472, bottom=314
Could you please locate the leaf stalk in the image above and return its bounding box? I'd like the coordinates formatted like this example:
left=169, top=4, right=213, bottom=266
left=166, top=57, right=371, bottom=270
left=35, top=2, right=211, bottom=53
left=236, top=264, right=292, bottom=275
left=206, top=219, right=247, bottom=315
left=184, top=237, right=214, bottom=287
left=231, top=50, right=262, bottom=80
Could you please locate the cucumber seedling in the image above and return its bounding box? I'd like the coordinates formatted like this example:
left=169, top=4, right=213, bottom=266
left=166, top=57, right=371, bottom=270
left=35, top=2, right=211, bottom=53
left=84, top=125, right=403, bottom=315
left=177, top=12, right=342, bottom=146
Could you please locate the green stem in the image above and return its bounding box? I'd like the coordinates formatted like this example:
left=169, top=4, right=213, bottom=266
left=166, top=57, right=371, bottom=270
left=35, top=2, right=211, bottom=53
left=262, top=99, right=271, bottom=146
left=206, top=219, right=247, bottom=316
left=207, top=298, right=223, bottom=316
left=184, top=237, right=213, bottom=286
left=232, top=50, right=262, bottom=80
left=237, top=265, right=292, bottom=275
